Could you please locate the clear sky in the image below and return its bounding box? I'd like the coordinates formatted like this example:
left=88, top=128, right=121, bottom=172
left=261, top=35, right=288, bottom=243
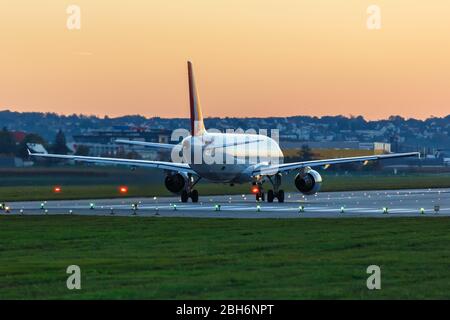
left=1, top=1, right=449, bottom=119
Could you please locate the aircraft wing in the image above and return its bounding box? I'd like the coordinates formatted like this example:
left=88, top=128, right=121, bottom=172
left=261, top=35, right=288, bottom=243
left=115, top=139, right=177, bottom=150
left=251, top=152, right=420, bottom=176
left=28, top=150, right=196, bottom=174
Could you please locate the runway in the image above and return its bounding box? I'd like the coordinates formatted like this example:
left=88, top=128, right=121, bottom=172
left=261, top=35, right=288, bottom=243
left=2, top=188, right=450, bottom=218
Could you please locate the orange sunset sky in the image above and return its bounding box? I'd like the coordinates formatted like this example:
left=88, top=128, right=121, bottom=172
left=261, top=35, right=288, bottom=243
left=0, top=0, right=449, bottom=120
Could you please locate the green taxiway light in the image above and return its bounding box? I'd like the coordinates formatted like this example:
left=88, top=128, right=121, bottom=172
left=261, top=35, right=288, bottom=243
left=90, top=203, right=95, bottom=210
left=173, top=204, right=177, bottom=211
left=214, top=204, right=221, bottom=211
left=40, top=203, right=45, bottom=209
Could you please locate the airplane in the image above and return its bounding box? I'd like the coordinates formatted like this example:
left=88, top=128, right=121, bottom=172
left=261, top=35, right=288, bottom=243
left=29, top=61, right=420, bottom=203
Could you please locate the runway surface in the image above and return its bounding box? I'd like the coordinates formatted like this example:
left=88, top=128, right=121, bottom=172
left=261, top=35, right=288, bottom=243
left=2, top=188, right=450, bottom=218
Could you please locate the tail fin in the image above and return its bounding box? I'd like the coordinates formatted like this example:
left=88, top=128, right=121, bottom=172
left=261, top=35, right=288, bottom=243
left=188, top=61, right=206, bottom=136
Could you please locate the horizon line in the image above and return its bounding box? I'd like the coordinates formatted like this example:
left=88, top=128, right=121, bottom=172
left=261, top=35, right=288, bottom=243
left=1, top=108, right=449, bottom=122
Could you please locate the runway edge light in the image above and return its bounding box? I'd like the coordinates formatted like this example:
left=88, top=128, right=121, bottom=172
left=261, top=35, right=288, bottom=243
left=119, top=186, right=128, bottom=194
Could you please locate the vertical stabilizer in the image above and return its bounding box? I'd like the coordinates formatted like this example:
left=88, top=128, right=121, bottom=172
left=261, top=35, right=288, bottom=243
left=188, top=61, right=206, bottom=136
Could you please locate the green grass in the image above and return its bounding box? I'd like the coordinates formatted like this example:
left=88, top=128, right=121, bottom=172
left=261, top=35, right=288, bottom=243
left=0, top=216, right=449, bottom=299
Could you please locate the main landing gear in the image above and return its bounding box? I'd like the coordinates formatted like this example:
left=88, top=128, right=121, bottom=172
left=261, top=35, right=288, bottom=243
left=253, top=174, right=285, bottom=203
left=181, top=189, right=199, bottom=203
left=181, top=174, right=201, bottom=203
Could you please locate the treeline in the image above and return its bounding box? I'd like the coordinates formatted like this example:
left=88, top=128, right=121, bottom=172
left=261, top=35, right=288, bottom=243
left=1, top=109, right=449, bottom=141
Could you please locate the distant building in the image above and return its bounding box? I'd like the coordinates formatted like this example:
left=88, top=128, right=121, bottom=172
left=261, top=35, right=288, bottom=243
left=280, top=140, right=391, bottom=153
left=358, top=142, right=391, bottom=153
left=72, top=128, right=173, bottom=159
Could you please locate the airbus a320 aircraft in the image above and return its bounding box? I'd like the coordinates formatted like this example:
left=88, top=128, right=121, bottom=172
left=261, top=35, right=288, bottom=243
left=30, top=61, right=419, bottom=203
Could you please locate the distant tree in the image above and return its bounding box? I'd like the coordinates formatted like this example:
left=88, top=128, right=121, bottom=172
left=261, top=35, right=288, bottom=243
left=0, top=127, right=16, bottom=155
left=52, top=129, right=70, bottom=154
left=300, top=144, right=314, bottom=161
left=75, top=145, right=90, bottom=156
left=16, top=133, right=48, bottom=159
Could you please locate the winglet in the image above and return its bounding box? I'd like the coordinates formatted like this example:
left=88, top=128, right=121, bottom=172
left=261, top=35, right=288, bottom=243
left=187, top=61, right=206, bottom=136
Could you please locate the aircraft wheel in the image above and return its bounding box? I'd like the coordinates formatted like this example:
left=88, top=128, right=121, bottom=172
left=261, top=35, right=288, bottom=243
left=181, top=190, right=189, bottom=203
left=277, top=190, right=285, bottom=203
left=191, top=190, right=199, bottom=203
left=256, top=192, right=264, bottom=202
left=267, top=190, right=274, bottom=203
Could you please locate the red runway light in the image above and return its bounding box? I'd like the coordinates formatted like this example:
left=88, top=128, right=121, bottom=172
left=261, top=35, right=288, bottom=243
left=251, top=186, right=260, bottom=194
left=53, top=186, right=62, bottom=193
left=119, top=186, right=128, bottom=194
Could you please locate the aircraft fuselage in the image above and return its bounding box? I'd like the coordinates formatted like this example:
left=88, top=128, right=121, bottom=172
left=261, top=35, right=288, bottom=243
left=181, top=132, right=283, bottom=183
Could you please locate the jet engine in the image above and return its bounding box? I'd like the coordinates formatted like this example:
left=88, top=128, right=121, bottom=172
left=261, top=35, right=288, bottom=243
left=164, top=173, right=186, bottom=194
left=294, top=169, right=322, bottom=195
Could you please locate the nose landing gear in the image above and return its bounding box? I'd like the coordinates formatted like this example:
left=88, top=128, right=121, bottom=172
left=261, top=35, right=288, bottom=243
left=251, top=183, right=265, bottom=202
left=256, top=190, right=265, bottom=202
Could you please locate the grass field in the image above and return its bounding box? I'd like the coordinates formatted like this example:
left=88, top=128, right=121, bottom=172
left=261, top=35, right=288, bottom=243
left=0, top=215, right=449, bottom=299
left=1, top=167, right=450, bottom=201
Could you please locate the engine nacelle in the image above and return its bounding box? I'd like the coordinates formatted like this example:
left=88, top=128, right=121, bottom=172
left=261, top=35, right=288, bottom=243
left=164, top=173, right=186, bottom=194
left=294, top=169, right=322, bottom=195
